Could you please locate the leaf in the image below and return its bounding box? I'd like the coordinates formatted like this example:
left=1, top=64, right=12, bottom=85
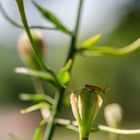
left=0, top=2, right=57, bottom=30
left=20, top=102, right=50, bottom=114
left=15, top=67, right=57, bottom=86
left=32, top=1, right=71, bottom=35
left=57, top=60, right=72, bottom=85
left=19, top=93, right=54, bottom=104
left=80, top=37, right=140, bottom=56
left=33, top=119, right=46, bottom=140
left=80, top=34, right=101, bottom=49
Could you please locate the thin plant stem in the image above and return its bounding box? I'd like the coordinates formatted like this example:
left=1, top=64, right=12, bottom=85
left=0, top=0, right=57, bottom=30
left=14, top=0, right=140, bottom=140
left=52, top=118, right=140, bottom=136
left=96, top=125, right=140, bottom=136
left=43, top=89, right=60, bottom=140
left=0, top=0, right=22, bottom=28
left=15, top=0, right=84, bottom=140
left=32, top=77, right=52, bottom=121
left=80, top=138, right=89, bottom=140
left=16, top=0, right=57, bottom=81
left=32, top=78, right=45, bottom=94
left=66, top=0, right=84, bottom=63
left=43, top=0, right=85, bottom=140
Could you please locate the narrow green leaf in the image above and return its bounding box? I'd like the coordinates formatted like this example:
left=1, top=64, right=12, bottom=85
left=19, top=93, right=54, bottom=104
left=15, top=67, right=57, bottom=86
left=0, top=1, right=57, bottom=30
left=32, top=1, right=71, bottom=35
left=21, top=102, right=50, bottom=114
left=33, top=119, right=46, bottom=140
left=80, top=37, right=140, bottom=56
left=80, top=34, right=101, bottom=49
left=57, top=60, right=72, bottom=85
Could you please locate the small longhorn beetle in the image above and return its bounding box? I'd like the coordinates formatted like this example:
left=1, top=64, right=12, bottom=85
left=84, top=84, right=108, bottom=94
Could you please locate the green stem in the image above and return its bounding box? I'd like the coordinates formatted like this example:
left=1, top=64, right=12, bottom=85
left=52, top=118, right=140, bottom=136
left=32, top=78, right=52, bottom=120
left=80, top=138, right=89, bottom=140
left=32, top=78, right=45, bottom=94
left=16, top=0, right=57, bottom=79
left=43, top=90, right=61, bottom=140
left=66, top=0, right=84, bottom=62
left=96, top=125, right=140, bottom=136
left=0, top=0, right=57, bottom=30
left=43, top=0, right=84, bottom=140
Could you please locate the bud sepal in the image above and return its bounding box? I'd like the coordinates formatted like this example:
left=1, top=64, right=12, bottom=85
left=70, top=85, right=103, bottom=139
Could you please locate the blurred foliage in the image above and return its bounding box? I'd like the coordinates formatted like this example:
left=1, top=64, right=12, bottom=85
left=0, top=0, right=140, bottom=124
left=0, top=46, right=34, bottom=104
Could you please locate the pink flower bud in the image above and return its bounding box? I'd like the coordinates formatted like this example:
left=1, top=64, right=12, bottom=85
left=17, top=30, right=47, bottom=69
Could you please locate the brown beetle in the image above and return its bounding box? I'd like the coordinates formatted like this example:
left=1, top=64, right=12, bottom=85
left=84, top=84, right=106, bottom=94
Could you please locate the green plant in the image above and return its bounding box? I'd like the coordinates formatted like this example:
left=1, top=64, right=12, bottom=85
left=1, top=0, right=140, bottom=140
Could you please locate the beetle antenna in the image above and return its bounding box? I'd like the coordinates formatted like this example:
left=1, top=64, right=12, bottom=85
left=103, top=81, right=111, bottom=94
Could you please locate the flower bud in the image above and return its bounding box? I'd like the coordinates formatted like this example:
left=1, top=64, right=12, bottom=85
left=17, top=30, right=47, bottom=69
left=70, top=87, right=103, bottom=139
left=104, top=103, right=123, bottom=128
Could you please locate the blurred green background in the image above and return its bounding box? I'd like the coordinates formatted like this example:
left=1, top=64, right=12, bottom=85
left=0, top=0, right=140, bottom=140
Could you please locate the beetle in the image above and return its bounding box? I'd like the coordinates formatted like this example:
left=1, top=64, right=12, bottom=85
left=71, top=84, right=110, bottom=95
left=84, top=84, right=107, bottom=94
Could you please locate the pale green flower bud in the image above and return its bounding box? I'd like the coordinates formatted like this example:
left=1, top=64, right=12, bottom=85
left=17, top=30, right=47, bottom=69
left=104, top=103, right=123, bottom=128
left=70, top=87, right=103, bottom=139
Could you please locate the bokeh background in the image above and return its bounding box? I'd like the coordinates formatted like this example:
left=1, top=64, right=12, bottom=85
left=0, top=0, right=140, bottom=140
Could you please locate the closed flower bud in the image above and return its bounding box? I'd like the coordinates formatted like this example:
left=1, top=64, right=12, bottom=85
left=104, top=103, right=123, bottom=128
left=70, top=87, right=103, bottom=139
left=17, top=30, right=47, bottom=69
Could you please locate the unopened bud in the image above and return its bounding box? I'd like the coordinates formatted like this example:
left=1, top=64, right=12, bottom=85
left=104, top=103, right=123, bottom=128
left=70, top=86, right=103, bottom=139
left=17, top=30, right=47, bottom=69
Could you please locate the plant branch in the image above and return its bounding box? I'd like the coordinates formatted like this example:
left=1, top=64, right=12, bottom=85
left=16, top=0, right=57, bottom=80
left=43, top=0, right=85, bottom=140
left=66, top=0, right=84, bottom=62
left=43, top=90, right=61, bottom=140
left=94, top=125, right=140, bottom=136
left=53, top=118, right=140, bottom=136
left=80, top=138, right=89, bottom=140
left=0, top=1, right=61, bottom=30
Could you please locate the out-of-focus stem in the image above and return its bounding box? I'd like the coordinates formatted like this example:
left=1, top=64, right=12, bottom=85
left=32, top=78, right=45, bottom=94
left=32, top=78, right=50, bottom=120
left=96, top=125, right=140, bottom=136
left=80, top=138, right=89, bottom=140
left=16, top=0, right=57, bottom=80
